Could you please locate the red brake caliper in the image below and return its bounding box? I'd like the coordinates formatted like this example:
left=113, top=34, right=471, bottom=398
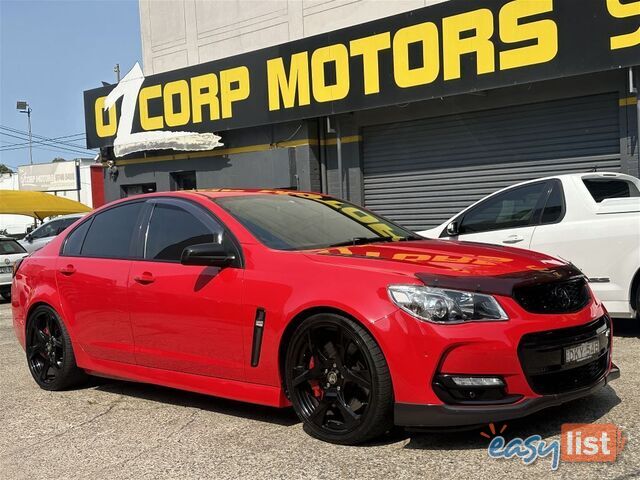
left=308, top=356, right=324, bottom=399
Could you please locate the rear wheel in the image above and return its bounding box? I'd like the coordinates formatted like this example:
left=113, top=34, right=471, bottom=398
left=0, top=290, right=10, bottom=301
left=26, top=305, right=86, bottom=390
left=284, top=313, right=393, bottom=445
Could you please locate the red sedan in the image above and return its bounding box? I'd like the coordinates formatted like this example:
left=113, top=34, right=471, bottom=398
left=12, top=189, right=619, bottom=444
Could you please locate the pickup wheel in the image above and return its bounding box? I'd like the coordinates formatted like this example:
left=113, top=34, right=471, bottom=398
left=284, top=313, right=393, bottom=445
left=636, top=284, right=640, bottom=321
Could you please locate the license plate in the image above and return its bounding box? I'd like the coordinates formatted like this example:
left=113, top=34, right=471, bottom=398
left=0, top=266, right=11, bottom=274
left=564, top=339, right=600, bottom=365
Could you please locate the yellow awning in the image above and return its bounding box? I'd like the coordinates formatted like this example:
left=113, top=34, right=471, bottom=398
left=0, top=190, right=92, bottom=220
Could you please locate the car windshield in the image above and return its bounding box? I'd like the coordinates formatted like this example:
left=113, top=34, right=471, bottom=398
left=0, top=239, right=26, bottom=254
left=215, top=193, right=418, bottom=250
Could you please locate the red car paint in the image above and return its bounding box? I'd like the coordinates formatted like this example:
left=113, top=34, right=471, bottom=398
left=12, top=190, right=616, bottom=424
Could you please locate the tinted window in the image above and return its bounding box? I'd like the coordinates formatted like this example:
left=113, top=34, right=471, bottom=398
left=0, top=239, right=26, bottom=254
left=81, top=203, right=144, bottom=258
left=583, top=178, right=640, bottom=202
left=541, top=182, right=565, bottom=224
left=145, top=203, right=219, bottom=261
left=460, top=182, right=547, bottom=234
left=216, top=194, right=415, bottom=250
left=30, top=221, right=59, bottom=240
left=62, top=219, right=92, bottom=256
left=55, top=217, right=79, bottom=234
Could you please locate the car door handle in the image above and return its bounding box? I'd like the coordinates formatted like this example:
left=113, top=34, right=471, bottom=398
left=59, top=265, right=76, bottom=275
left=502, top=235, right=524, bottom=244
left=134, top=272, right=155, bottom=285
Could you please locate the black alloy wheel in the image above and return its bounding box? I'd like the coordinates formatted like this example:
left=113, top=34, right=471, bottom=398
left=26, top=305, right=86, bottom=390
left=285, top=313, right=393, bottom=444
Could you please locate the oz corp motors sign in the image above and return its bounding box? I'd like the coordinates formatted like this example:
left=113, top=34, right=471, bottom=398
left=84, top=0, right=640, bottom=154
left=18, top=162, right=80, bottom=192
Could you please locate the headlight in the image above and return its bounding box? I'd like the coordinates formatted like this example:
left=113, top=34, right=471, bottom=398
left=387, top=285, right=508, bottom=324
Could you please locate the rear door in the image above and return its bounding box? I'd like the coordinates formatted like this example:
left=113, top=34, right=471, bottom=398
left=128, top=198, right=245, bottom=380
left=445, top=181, right=551, bottom=248
left=56, top=201, right=145, bottom=364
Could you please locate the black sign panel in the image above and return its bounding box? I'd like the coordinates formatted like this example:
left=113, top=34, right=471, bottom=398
left=84, top=0, right=640, bottom=149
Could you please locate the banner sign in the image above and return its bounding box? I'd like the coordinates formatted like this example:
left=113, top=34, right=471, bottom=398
left=18, top=162, right=80, bottom=192
left=84, top=0, right=640, bottom=150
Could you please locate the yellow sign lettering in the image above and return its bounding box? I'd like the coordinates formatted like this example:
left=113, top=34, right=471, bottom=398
left=350, top=32, right=391, bottom=94
left=499, top=0, right=558, bottom=70
left=220, top=66, right=250, bottom=119
left=191, top=73, right=220, bottom=122
left=393, top=22, right=440, bottom=88
left=267, top=52, right=311, bottom=111
left=311, top=44, right=350, bottom=102
left=443, top=8, right=495, bottom=80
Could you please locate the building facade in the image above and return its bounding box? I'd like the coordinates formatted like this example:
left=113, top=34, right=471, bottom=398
left=88, top=0, right=640, bottom=232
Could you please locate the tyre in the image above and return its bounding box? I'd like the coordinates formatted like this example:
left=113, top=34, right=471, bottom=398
left=1, top=290, right=10, bottom=302
left=284, top=313, right=393, bottom=445
left=26, top=305, right=87, bottom=390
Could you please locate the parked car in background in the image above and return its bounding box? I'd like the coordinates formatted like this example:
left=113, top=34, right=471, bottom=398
left=12, top=190, right=618, bottom=444
left=0, top=236, right=28, bottom=301
left=419, top=172, right=640, bottom=320
left=19, top=214, right=85, bottom=253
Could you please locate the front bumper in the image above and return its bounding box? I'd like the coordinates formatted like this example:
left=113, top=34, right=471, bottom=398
left=394, top=364, right=620, bottom=427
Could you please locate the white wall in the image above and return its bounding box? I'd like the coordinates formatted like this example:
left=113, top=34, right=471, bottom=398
left=139, top=0, right=448, bottom=75
left=0, top=160, right=94, bottom=236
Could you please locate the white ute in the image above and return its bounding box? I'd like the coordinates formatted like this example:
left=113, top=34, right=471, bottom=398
left=419, top=172, right=640, bottom=319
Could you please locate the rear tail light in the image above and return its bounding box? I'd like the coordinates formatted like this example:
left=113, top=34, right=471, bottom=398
left=12, top=257, right=25, bottom=278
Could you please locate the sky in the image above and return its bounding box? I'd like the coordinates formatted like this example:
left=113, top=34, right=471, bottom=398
left=0, top=0, right=141, bottom=170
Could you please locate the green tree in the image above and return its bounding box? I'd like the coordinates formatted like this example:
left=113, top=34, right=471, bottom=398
left=0, top=164, right=13, bottom=174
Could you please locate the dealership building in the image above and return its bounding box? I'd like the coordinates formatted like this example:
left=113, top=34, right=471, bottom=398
left=85, top=0, right=640, bottom=231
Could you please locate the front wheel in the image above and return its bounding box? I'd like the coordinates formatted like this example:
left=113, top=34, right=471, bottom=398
left=26, top=305, right=87, bottom=390
left=284, top=313, right=393, bottom=445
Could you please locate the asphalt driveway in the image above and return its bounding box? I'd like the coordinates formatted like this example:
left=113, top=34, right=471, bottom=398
left=1, top=300, right=638, bottom=479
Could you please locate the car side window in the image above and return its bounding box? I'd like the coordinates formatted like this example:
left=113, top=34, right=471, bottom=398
left=144, top=203, right=223, bottom=262
left=62, top=219, right=93, bottom=256
left=55, top=217, right=77, bottom=234
left=540, top=181, right=565, bottom=224
left=81, top=202, right=144, bottom=258
left=459, top=182, right=548, bottom=234
left=31, top=221, right=58, bottom=240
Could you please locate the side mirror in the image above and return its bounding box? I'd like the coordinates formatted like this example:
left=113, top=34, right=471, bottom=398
left=25, top=234, right=33, bottom=242
left=445, top=221, right=459, bottom=237
left=180, top=242, right=236, bottom=268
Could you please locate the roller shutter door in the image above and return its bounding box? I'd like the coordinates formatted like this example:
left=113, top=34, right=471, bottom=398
left=362, top=93, right=621, bottom=231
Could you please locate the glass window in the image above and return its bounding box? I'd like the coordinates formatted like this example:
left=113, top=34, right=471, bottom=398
left=145, top=203, right=220, bottom=261
left=583, top=178, right=640, bottom=203
left=541, top=182, right=565, bottom=224
left=121, top=183, right=157, bottom=198
left=460, top=182, right=547, bottom=234
left=0, top=239, right=26, bottom=254
left=30, top=221, right=59, bottom=240
left=62, top=219, right=92, bottom=256
left=81, top=202, right=144, bottom=258
left=216, top=194, right=415, bottom=250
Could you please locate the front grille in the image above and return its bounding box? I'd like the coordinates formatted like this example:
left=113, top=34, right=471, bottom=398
left=518, top=316, right=610, bottom=395
left=513, top=277, right=590, bottom=314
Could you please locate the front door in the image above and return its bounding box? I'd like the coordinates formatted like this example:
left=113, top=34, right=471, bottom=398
left=446, top=181, right=551, bottom=249
left=128, top=199, right=245, bottom=380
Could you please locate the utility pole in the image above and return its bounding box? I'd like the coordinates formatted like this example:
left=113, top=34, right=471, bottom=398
left=16, top=101, right=33, bottom=165
left=114, top=64, right=121, bottom=82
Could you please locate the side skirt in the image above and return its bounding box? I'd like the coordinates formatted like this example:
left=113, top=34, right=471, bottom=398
left=79, top=355, right=291, bottom=408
